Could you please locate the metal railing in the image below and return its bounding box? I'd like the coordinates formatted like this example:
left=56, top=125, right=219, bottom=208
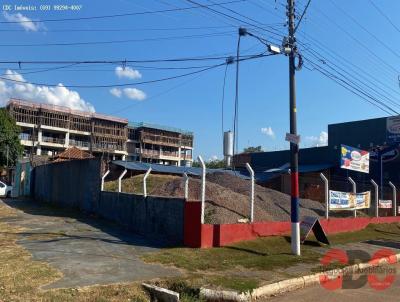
left=41, top=136, right=65, bottom=145
left=69, top=140, right=90, bottom=148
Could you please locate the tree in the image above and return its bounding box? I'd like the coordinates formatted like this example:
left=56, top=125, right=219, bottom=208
left=192, top=158, right=226, bottom=169
left=0, top=108, right=23, bottom=167
left=243, top=145, right=264, bottom=153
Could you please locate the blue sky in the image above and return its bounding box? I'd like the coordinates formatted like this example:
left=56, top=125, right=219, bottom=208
left=0, top=0, right=400, bottom=160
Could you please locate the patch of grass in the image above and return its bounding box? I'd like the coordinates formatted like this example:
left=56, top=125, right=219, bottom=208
left=103, top=174, right=178, bottom=195
left=143, top=223, right=400, bottom=275
left=329, top=223, right=400, bottom=245
left=143, top=236, right=321, bottom=272
left=208, top=276, right=259, bottom=292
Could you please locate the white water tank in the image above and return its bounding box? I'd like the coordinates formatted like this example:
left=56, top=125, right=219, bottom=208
left=223, top=131, right=234, bottom=156
left=223, top=131, right=234, bottom=167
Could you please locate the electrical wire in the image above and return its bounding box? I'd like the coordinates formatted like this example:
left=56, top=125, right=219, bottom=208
left=0, top=23, right=285, bottom=33
left=0, top=53, right=274, bottom=88
left=301, top=46, right=400, bottom=110
left=0, top=31, right=235, bottom=47
left=368, top=0, right=400, bottom=34
left=221, top=63, right=230, bottom=142
left=0, top=52, right=265, bottom=65
left=0, top=0, right=249, bottom=23
left=328, top=0, right=400, bottom=61
left=303, top=56, right=397, bottom=115
left=233, top=33, right=242, bottom=163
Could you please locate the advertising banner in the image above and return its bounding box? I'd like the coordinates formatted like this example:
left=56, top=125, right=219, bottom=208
left=340, top=145, right=369, bottom=173
left=329, top=190, right=371, bottom=210
left=329, top=190, right=355, bottom=209
left=378, top=200, right=393, bottom=209
left=355, top=191, right=371, bottom=209
left=387, top=116, right=400, bottom=143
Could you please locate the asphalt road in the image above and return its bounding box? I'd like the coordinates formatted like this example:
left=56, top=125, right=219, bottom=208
left=264, top=263, right=400, bottom=302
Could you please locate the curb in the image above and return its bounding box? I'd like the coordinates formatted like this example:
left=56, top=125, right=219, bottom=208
left=142, top=283, right=180, bottom=302
left=200, top=252, right=400, bottom=301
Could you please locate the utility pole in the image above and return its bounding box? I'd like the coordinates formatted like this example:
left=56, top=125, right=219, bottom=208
left=6, top=145, right=9, bottom=168
left=287, top=0, right=300, bottom=256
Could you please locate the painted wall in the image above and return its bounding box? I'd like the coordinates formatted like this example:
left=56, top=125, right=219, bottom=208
left=98, top=191, right=185, bottom=244
left=184, top=201, right=400, bottom=248
left=33, top=158, right=101, bottom=212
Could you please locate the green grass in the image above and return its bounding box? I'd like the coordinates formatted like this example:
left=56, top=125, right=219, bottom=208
left=103, top=174, right=177, bottom=195
left=328, top=222, right=400, bottom=245
left=143, top=223, right=400, bottom=274
left=143, top=236, right=322, bottom=272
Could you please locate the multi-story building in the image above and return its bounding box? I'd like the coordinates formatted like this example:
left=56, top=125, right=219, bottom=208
left=127, top=122, right=193, bottom=166
left=6, top=99, right=194, bottom=166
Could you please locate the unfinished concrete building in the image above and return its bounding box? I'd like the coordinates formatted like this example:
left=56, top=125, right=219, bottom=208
left=127, top=122, right=194, bottom=166
left=6, top=99, right=194, bottom=166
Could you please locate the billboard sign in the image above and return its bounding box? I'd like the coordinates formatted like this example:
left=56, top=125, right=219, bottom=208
left=378, top=200, right=392, bottom=209
left=387, top=116, right=400, bottom=143
left=329, top=190, right=371, bottom=210
left=340, top=145, right=369, bottom=173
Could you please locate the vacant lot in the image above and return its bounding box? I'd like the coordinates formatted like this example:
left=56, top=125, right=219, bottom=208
left=1, top=198, right=399, bottom=301
left=104, top=172, right=359, bottom=224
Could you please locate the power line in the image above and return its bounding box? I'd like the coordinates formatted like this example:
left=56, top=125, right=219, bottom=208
left=294, top=0, right=311, bottom=33
left=304, top=56, right=398, bottom=115
left=304, top=60, right=394, bottom=115
left=311, top=2, right=400, bottom=75
left=368, top=0, right=400, bottom=34
left=297, top=32, right=400, bottom=102
left=0, top=0, right=249, bottom=23
left=184, top=0, right=284, bottom=42
left=295, top=10, right=399, bottom=84
left=0, top=52, right=264, bottom=65
left=303, top=47, right=400, bottom=111
left=0, top=23, right=285, bottom=33
left=0, top=31, right=235, bottom=47
left=328, top=0, right=400, bottom=61
left=0, top=53, right=274, bottom=88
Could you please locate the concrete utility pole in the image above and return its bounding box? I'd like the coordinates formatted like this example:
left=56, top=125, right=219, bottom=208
left=287, top=0, right=300, bottom=256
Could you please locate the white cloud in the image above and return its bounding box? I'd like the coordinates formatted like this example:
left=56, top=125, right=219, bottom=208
left=115, top=66, right=142, bottom=80
left=109, top=88, right=122, bottom=98
left=109, top=86, right=147, bottom=101
left=210, top=155, right=218, bottom=161
left=3, top=12, right=44, bottom=32
left=261, top=126, right=275, bottom=138
left=123, top=88, right=146, bottom=101
left=306, top=131, right=328, bottom=147
left=0, top=70, right=95, bottom=112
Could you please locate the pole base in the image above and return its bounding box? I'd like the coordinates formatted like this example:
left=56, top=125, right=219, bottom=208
left=291, top=222, right=300, bottom=256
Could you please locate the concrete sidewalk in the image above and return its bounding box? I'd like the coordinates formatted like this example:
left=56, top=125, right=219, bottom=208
left=0, top=198, right=180, bottom=289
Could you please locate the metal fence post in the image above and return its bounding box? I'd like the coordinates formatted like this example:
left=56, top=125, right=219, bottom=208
left=389, top=181, right=397, bottom=217
left=118, top=169, right=127, bottom=193
left=371, top=179, right=379, bottom=217
left=245, top=163, right=255, bottom=223
left=183, top=173, right=189, bottom=200
left=198, top=156, right=206, bottom=224
left=320, top=173, right=329, bottom=219
left=143, top=167, right=152, bottom=198
left=101, top=170, right=110, bottom=191
left=348, top=177, right=357, bottom=218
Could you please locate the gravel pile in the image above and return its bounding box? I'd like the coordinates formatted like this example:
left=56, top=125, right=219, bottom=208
left=136, top=171, right=358, bottom=224
left=152, top=177, right=273, bottom=224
